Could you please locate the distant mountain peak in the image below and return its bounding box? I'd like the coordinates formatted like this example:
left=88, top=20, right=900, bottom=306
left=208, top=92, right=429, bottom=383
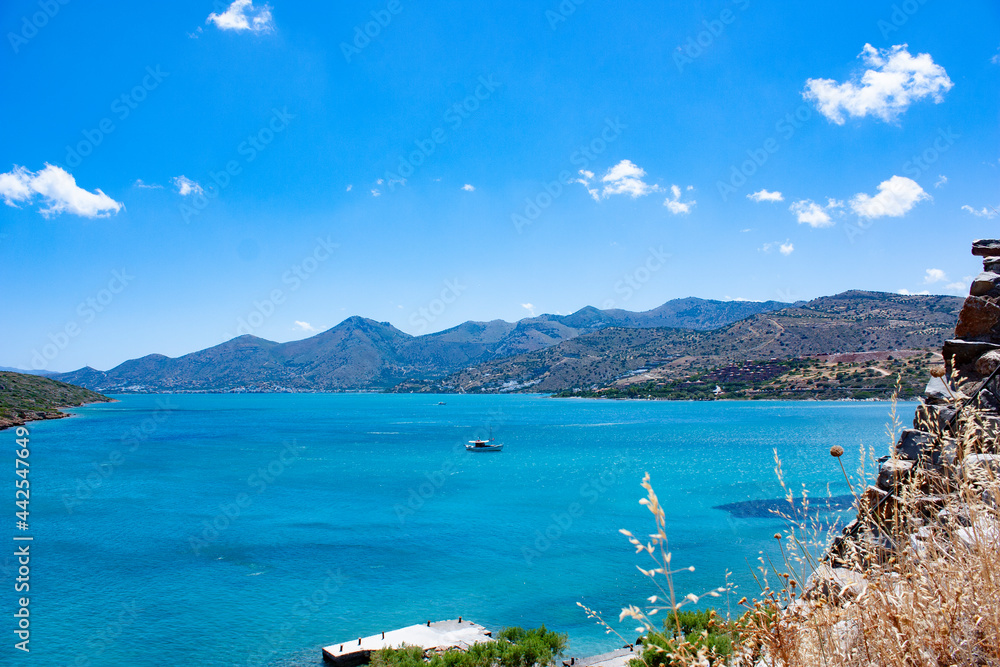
left=49, top=294, right=827, bottom=392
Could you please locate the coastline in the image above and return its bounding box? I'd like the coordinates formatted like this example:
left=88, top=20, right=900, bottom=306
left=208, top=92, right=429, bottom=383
left=0, top=397, right=117, bottom=432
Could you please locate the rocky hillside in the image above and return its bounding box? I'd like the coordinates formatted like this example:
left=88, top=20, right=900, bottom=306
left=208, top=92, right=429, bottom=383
left=0, top=371, right=113, bottom=430
left=54, top=297, right=791, bottom=392
left=416, top=291, right=963, bottom=393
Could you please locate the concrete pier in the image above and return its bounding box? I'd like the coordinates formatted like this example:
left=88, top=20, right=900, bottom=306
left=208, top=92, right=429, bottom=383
left=322, top=619, right=493, bottom=665
left=561, top=645, right=639, bottom=667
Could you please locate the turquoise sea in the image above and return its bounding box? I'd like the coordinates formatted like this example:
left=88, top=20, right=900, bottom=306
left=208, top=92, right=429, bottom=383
left=5, top=394, right=910, bottom=666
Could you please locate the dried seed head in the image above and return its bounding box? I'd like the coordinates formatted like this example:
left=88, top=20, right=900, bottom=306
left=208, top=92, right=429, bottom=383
left=929, top=366, right=945, bottom=378
left=774, top=533, right=782, bottom=540
left=830, top=445, right=844, bottom=457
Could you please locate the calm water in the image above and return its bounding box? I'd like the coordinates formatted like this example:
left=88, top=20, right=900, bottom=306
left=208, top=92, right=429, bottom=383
left=5, top=394, right=910, bottom=666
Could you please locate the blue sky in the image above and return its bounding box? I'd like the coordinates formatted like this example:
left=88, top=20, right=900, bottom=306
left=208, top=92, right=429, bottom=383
left=1, top=0, right=998, bottom=372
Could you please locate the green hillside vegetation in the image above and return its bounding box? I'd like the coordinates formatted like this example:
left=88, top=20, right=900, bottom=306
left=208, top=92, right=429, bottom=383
left=426, top=292, right=960, bottom=395
left=556, top=352, right=937, bottom=400
left=0, top=371, right=113, bottom=430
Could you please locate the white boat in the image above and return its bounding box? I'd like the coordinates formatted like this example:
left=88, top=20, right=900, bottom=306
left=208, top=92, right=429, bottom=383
left=466, top=427, right=503, bottom=452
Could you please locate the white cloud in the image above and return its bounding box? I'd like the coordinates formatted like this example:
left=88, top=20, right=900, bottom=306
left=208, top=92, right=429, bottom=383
left=462, top=184, right=475, bottom=192
left=934, top=175, right=947, bottom=188
left=599, top=160, right=661, bottom=199
left=923, top=268, right=947, bottom=284
left=521, top=303, right=536, bottom=317
left=133, top=179, right=163, bottom=189
left=761, top=240, right=794, bottom=256
left=345, top=184, right=353, bottom=192
left=0, top=164, right=123, bottom=218
left=740, top=228, right=751, bottom=233
left=747, top=189, right=784, bottom=203
left=294, top=321, right=317, bottom=332
left=850, top=175, right=929, bottom=219
left=898, top=289, right=931, bottom=296
left=370, top=189, right=381, bottom=197
left=945, top=281, right=968, bottom=292
left=172, top=175, right=204, bottom=197
left=962, top=204, right=997, bottom=218
left=573, top=170, right=600, bottom=201
left=0, top=167, right=33, bottom=204
left=207, top=0, right=274, bottom=33
left=663, top=184, right=696, bottom=214
left=803, top=44, right=953, bottom=124
left=790, top=199, right=834, bottom=228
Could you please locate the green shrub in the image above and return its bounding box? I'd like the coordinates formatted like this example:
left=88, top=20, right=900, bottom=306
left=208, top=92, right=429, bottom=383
left=631, top=610, right=734, bottom=667
left=370, top=626, right=566, bottom=667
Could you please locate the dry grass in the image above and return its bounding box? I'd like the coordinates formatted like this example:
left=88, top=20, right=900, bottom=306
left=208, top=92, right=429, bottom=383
left=588, top=385, right=1000, bottom=667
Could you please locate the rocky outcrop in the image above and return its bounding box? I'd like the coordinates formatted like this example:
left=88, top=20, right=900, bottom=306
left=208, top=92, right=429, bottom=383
left=821, top=239, right=1000, bottom=575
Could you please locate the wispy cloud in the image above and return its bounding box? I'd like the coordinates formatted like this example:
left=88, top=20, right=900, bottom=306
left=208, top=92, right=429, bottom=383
left=521, top=303, right=536, bottom=317
left=0, top=164, right=123, bottom=218
left=761, top=240, right=794, bottom=256
left=850, top=175, right=928, bottom=219
left=923, top=268, right=946, bottom=284
left=803, top=44, right=953, bottom=124
left=462, top=184, right=476, bottom=192
left=171, top=175, right=204, bottom=197
left=207, top=0, right=274, bottom=33
left=962, top=204, right=997, bottom=218
left=934, top=175, right=947, bottom=188
left=133, top=179, right=163, bottom=189
left=345, top=184, right=353, bottom=192
left=747, top=189, right=784, bottom=203
left=663, top=184, right=695, bottom=214
left=293, top=321, right=317, bottom=332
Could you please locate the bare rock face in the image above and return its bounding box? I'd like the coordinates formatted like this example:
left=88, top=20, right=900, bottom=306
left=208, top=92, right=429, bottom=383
left=972, top=239, right=1000, bottom=257
left=922, top=376, right=954, bottom=405
left=974, top=349, right=1000, bottom=376
left=954, top=296, right=1000, bottom=340
left=877, top=458, right=915, bottom=492
left=943, top=339, right=1000, bottom=368
left=896, top=429, right=940, bottom=463
left=971, top=272, right=1000, bottom=297
left=914, top=402, right=956, bottom=432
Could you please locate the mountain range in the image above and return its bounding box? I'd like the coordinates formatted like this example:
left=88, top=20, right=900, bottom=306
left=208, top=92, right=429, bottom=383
left=54, top=297, right=792, bottom=392
left=416, top=290, right=963, bottom=393
left=53, top=292, right=963, bottom=394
